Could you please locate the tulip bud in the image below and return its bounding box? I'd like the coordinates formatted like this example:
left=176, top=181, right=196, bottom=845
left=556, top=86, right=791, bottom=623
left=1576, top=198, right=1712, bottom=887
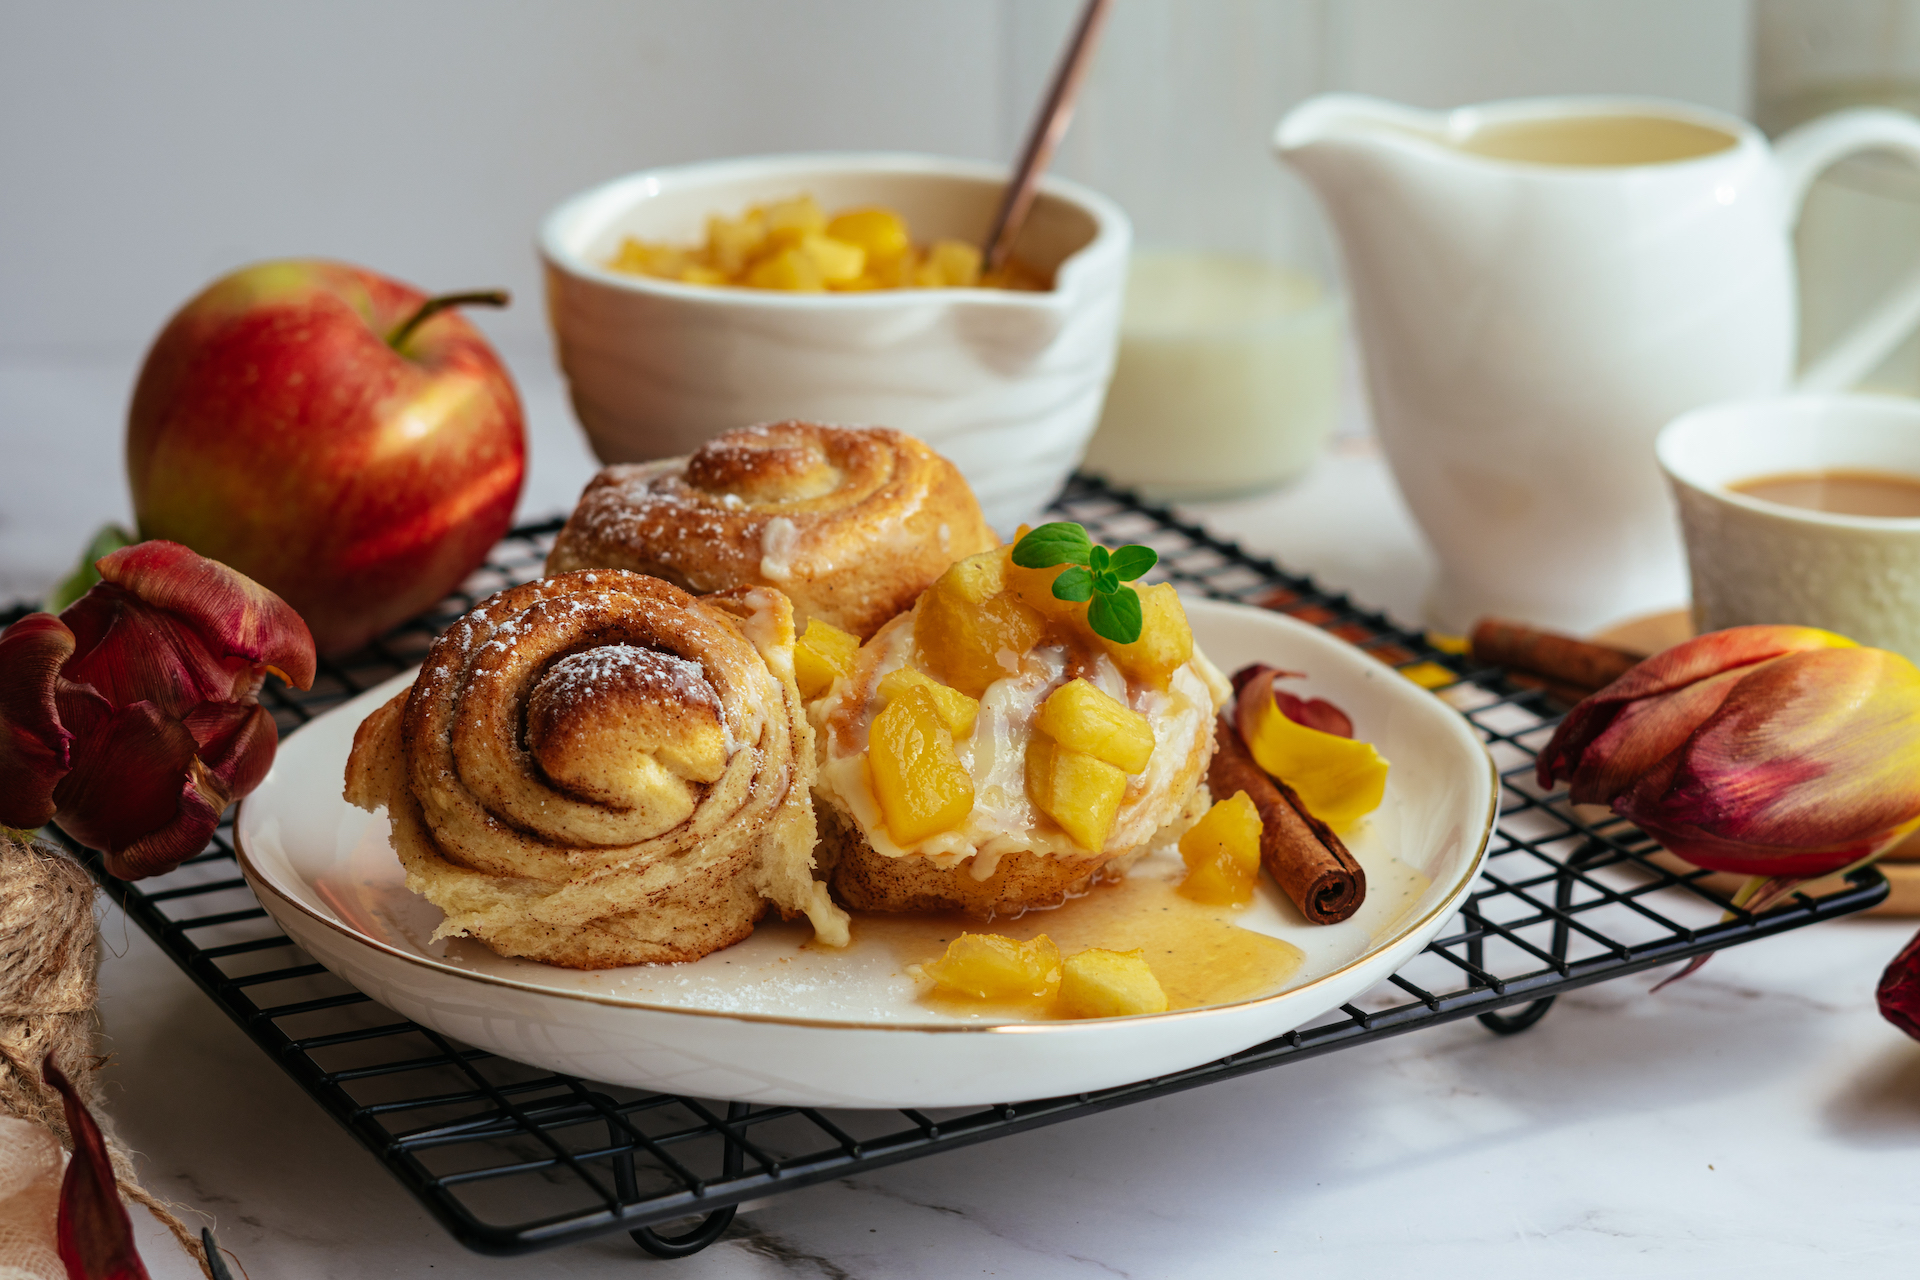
left=1880, top=929, right=1920, bottom=1041
left=1538, top=626, right=1920, bottom=879
left=0, top=541, right=314, bottom=879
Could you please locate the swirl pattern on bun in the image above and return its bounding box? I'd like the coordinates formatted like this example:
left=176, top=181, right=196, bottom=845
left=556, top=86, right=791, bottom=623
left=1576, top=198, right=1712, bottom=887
left=343, top=569, right=847, bottom=967
left=545, top=422, right=999, bottom=639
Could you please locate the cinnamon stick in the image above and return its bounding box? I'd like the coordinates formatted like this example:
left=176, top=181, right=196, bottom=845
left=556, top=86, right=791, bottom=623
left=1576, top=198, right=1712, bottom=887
left=1209, top=716, right=1366, bottom=924
left=1468, top=618, right=1641, bottom=695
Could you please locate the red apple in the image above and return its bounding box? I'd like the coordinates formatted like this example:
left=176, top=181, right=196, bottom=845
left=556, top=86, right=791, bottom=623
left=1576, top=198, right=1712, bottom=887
left=127, top=259, right=526, bottom=654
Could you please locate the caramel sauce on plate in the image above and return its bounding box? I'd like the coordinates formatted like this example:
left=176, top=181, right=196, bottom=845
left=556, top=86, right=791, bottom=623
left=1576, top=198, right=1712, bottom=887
left=847, top=874, right=1307, bottom=1021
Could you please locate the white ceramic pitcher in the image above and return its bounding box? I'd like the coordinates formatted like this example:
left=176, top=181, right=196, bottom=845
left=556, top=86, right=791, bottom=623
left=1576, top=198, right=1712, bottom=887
left=1276, top=94, right=1920, bottom=632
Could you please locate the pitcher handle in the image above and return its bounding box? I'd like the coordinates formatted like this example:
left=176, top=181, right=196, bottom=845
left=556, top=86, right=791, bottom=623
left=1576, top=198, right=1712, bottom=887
left=1777, top=108, right=1920, bottom=393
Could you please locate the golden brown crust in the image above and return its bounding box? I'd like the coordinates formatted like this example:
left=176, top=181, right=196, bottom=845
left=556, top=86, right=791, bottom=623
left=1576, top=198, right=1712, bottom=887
left=821, top=805, right=1121, bottom=917
left=545, top=423, right=998, bottom=639
left=342, top=569, right=847, bottom=968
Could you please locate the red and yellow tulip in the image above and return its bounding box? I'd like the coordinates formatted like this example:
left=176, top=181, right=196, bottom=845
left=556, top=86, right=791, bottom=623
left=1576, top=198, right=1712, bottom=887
left=0, top=541, right=314, bottom=879
left=1537, top=625, right=1920, bottom=880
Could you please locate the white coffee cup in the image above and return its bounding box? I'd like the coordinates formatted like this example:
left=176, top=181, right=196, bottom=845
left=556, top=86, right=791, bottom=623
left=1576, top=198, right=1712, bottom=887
left=1657, top=394, right=1920, bottom=662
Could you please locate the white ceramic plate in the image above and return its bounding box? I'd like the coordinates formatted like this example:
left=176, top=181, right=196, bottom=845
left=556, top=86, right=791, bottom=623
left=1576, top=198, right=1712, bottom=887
left=235, top=599, right=1495, bottom=1107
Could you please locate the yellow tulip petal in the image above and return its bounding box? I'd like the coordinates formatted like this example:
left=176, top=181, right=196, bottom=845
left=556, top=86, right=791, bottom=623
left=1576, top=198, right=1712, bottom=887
left=1244, top=695, right=1388, bottom=830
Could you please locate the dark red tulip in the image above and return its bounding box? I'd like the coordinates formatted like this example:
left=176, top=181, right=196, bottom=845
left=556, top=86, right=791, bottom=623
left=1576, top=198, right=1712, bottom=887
left=0, top=541, right=314, bottom=878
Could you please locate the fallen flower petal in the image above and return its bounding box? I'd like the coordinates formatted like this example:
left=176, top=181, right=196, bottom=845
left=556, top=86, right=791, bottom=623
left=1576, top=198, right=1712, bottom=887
left=43, top=1057, right=150, bottom=1280
left=1232, top=664, right=1355, bottom=740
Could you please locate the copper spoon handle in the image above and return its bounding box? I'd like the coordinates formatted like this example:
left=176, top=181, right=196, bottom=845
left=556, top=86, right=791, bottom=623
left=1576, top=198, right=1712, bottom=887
left=982, top=0, right=1114, bottom=278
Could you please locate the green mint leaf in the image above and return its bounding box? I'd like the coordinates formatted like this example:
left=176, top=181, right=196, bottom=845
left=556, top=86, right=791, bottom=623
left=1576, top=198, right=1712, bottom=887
left=1107, top=544, right=1157, bottom=582
left=1094, top=569, right=1119, bottom=594
left=1088, top=544, right=1110, bottom=573
left=1012, top=522, right=1093, bottom=568
left=1052, top=565, right=1096, bottom=602
left=1087, top=585, right=1144, bottom=645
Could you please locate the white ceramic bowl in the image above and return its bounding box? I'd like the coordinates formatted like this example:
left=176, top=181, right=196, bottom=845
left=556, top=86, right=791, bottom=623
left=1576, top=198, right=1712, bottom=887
left=538, top=153, right=1132, bottom=532
left=235, top=600, right=1495, bottom=1108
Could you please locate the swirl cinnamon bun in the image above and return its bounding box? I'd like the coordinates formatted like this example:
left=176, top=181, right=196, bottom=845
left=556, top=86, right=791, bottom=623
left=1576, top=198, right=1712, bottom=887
left=545, top=422, right=999, bottom=640
left=343, top=569, right=847, bottom=967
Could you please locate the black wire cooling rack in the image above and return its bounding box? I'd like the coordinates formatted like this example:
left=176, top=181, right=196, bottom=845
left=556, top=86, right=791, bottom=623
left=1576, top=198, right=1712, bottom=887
left=19, top=474, right=1889, bottom=1261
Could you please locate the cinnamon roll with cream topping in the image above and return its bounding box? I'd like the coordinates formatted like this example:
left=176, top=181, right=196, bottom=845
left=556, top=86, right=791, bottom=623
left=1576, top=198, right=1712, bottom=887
left=343, top=569, right=846, bottom=967
left=545, top=422, right=998, bottom=640
left=810, top=546, right=1231, bottom=916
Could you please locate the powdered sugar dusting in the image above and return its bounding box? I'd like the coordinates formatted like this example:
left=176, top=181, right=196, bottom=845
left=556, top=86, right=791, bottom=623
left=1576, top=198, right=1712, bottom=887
left=537, top=644, right=721, bottom=719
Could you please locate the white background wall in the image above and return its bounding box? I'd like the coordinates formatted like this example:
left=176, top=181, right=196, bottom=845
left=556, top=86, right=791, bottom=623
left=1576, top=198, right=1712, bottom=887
left=1, top=0, right=1751, bottom=358
left=0, top=0, right=1753, bottom=599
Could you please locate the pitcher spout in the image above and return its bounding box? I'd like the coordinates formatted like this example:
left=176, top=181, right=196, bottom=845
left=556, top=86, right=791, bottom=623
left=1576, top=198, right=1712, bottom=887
left=1273, top=94, right=1450, bottom=180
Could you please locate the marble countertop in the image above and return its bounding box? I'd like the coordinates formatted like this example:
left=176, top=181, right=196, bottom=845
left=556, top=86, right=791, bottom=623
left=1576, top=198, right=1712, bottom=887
left=8, top=350, right=1918, bottom=1278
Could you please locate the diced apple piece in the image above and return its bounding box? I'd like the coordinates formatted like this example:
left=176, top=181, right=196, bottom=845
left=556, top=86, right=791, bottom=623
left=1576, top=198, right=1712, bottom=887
left=608, top=237, right=693, bottom=280
left=1178, top=791, right=1264, bottom=905
left=792, top=619, right=861, bottom=699
left=800, top=232, right=866, bottom=283
left=705, top=213, right=767, bottom=276
left=1096, top=583, right=1194, bottom=690
left=919, top=932, right=1061, bottom=999
left=1047, top=748, right=1128, bottom=852
left=1003, top=533, right=1086, bottom=624
left=825, top=208, right=911, bottom=264
left=1057, top=948, right=1168, bottom=1018
left=915, top=239, right=983, bottom=288
left=1026, top=737, right=1127, bottom=853
left=864, top=247, right=917, bottom=289
left=745, top=246, right=826, bottom=292
left=761, top=194, right=828, bottom=249
left=868, top=686, right=975, bottom=846
left=877, top=667, right=979, bottom=737
left=936, top=546, right=1007, bottom=605
left=1035, top=678, right=1154, bottom=774
left=913, top=550, right=1044, bottom=698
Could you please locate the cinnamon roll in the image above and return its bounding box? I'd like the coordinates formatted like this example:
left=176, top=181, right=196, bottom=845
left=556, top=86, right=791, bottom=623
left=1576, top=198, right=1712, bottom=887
left=545, top=422, right=998, bottom=640
left=811, top=546, right=1231, bottom=916
left=343, top=569, right=847, bottom=968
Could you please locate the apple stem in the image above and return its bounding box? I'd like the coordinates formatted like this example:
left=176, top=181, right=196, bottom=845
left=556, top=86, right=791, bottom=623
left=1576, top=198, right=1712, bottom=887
left=386, top=289, right=510, bottom=351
